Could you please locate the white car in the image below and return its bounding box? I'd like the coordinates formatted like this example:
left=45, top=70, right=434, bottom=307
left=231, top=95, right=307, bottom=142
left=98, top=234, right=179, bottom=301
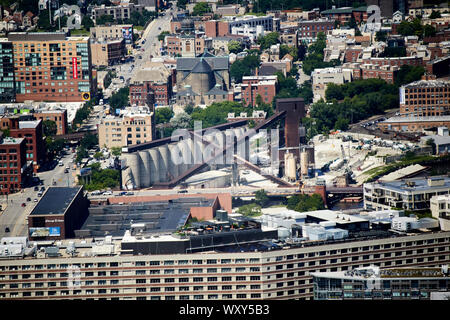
left=103, top=191, right=113, bottom=196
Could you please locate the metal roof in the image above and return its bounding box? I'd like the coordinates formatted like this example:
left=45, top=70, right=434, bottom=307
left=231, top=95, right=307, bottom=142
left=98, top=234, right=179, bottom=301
left=30, top=187, right=82, bottom=216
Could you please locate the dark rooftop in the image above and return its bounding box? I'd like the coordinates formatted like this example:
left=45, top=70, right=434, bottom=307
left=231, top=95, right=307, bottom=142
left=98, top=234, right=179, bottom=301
left=30, top=187, right=82, bottom=216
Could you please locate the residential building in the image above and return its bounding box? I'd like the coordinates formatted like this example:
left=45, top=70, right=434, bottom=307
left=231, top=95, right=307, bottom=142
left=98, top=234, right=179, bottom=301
left=360, top=64, right=399, bottom=83
left=0, top=39, right=15, bottom=103
left=298, top=19, right=335, bottom=43
left=91, top=3, right=145, bottom=22
left=0, top=135, right=30, bottom=195
left=90, top=39, right=126, bottom=67
left=7, top=32, right=94, bottom=103
left=362, top=56, right=423, bottom=68
left=165, top=34, right=212, bottom=58
left=399, top=80, right=450, bottom=117
left=211, top=36, right=249, bottom=55
left=363, top=176, right=450, bottom=212
left=320, top=6, right=368, bottom=25
left=0, top=229, right=449, bottom=300
left=312, top=265, right=450, bottom=300
left=230, top=24, right=264, bottom=42
left=312, top=67, right=353, bottom=102
left=27, top=186, right=89, bottom=240
left=129, top=62, right=172, bottom=107
left=430, top=194, right=450, bottom=231
left=279, top=30, right=298, bottom=48
left=98, top=106, right=155, bottom=149
left=240, top=75, right=277, bottom=107
left=175, top=51, right=230, bottom=106
left=137, top=0, right=159, bottom=11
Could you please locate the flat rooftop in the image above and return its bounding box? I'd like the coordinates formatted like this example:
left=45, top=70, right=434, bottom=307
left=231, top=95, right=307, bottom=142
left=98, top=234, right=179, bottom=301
left=30, top=187, right=82, bottom=216
left=369, top=176, right=450, bottom=193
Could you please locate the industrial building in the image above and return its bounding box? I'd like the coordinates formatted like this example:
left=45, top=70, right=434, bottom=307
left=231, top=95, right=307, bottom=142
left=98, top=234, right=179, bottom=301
left=74, top=197, right=222, bottom=238
left=27, top=186, right=89, bottom=240
left=312, top=265, right=450, bottom=300
left=363, top=176, right=450, bottom=212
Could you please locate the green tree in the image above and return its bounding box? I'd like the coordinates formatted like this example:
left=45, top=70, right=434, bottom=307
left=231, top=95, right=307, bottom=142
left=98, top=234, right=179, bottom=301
left=109, top=87, right=129, bottom=114
left=46, top=137, right=65, bottom=158
left=110, top=147, right=122, bottom=157
left=96, top=14, right=114, bottom=25
left=429, top=10, right=441, bottom=19
left=158, top=31, right=170, bottom=42
left=155, top=107, right=174, bottom=124
left=177, top=0, right=188, bottom=9
left=257, top=32, right=279, bottom=51
left=395, top=65, right=425, bottom=86
left=375, top=31, right=387, bottom=42
left=192, top=2, right=211, bottom=16
left=82, top=15, right=94, bottom=30
left=237, top=203, right=262, bottom=217
left=170, top=112, right=191, bottom=129
left=255, top=189, right=269, bottom=207
left=228, top=40, right=243, bottom=54
left=334, top=117, right=349, bottom=131
left=43, top=120, right=57, bottom=137
left=230, top=54, right=260, bottom=83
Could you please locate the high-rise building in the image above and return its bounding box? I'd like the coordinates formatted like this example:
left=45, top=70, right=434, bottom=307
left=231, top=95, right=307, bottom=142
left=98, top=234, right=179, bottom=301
left=0, top=39, right=15, bottom=103
left=7, top=32, right=94, bottom=103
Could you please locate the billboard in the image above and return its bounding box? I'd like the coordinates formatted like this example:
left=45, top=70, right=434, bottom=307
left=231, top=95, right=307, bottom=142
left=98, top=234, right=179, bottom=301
left=72, top=57, right=78, bottom=79
left=122, top=27, right=133, bottom=44
left=29, top=227, right=61, bottom=238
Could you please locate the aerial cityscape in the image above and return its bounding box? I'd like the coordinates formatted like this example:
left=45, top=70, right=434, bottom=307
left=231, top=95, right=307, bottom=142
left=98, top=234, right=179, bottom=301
left=0, top=0, right=450, bottom=304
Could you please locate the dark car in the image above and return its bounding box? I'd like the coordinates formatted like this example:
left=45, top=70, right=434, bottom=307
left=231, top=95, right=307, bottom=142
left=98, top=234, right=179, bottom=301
left=26, top=197, right=31, bottom=202
left=34, top=186, right=39, bottom=191
left=4, top=227, right=9, bottom=233
left=40, top=186, right=45, bottom=191
left=21, top=203, right=26, bottom=207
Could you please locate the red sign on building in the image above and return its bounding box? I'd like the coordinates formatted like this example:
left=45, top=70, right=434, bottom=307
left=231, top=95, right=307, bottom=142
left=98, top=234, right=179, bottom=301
left=72, top=57, right=78, bottom=79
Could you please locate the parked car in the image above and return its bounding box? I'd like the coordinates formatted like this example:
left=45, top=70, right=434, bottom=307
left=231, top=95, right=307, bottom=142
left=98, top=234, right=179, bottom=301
left=37, top=191, right=43, bottom=197
left=103, top=191, right=113, bottom=196
left=34, top=186, right=39, bottom=191
left=4, top=227, right=9, bottom=233
left=118, top=191, right=127, bottom=196
left=34, top=199, right=38, bottom=202
left=21, top=203, right=26, bottom=207
left=126, top=192, right=134, bottom=196
left=26, top=197, right=31, bottom=202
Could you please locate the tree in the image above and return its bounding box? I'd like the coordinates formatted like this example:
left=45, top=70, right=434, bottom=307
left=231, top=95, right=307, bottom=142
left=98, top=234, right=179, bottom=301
left=255, top=189, right=269, bottom=207
left=155, top=107, right=174, bottom=124
left=192, top=2, right=211, bottom=16
left=177, top=0, right=188, bottom=10
left=395, top=65, right=425, bottom=86
left=334, top=117, right=349, bottom=131
left=46, top=137, right=65, bottom=158
left=109, top=87, right=129, bottom=114
left=111, top=147, right=122, bottom=157
left=158, top=31, right=170, bottom=42
left=375, top=31, right=387, bottom=42
left=170, top=112, right=191, bottom=129
left=43, top=120, right=57, bottom=137
left=228, top=40, right=243, bottom=54
left=230, top=54, right=260, bottom=83
left=82, top=15, right=94, bottom=30
left=257, top=32, right=279, bottom=51
left=429, top=10, right=441, bottom=19
left=96, top=14, right=114, bottom=25
left=237, top=203, right=262, bottom=217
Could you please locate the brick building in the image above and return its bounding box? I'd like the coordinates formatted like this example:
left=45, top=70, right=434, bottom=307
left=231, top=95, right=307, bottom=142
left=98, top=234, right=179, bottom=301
left=344, top=47, right=363, bottom=63
left=362, top=56, right=424, bottom=68
left=378, top=116, right=450, bottom=133
left=129, top=62, right=172, bottom=107
left=32, top=109, right=68, bottom=136
left=399, top=80, right=450, bottom=117
left=360, top=64, right=399, bottom=84
left=240, top=75, right=277, bottom=107
left=165, top=34, right=211, bottom=58
left=321, top=6, right=368, bottom=25
left=7, top=32, right=95, bottom=103
left=0, top=135, right=31, bottom=195
left=298, top=19, right=335, bottom=42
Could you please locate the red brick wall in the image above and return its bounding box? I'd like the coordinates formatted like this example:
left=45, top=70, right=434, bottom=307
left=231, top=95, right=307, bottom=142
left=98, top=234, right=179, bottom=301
left=218, top=21, right=229, bottom=37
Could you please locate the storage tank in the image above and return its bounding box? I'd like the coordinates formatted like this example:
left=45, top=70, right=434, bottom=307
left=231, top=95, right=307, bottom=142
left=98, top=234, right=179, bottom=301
left=126, top=152, right=141, bottom=188
left=284, top=152, right=297, bottom=181
left=158, top=145, right=170, bottom=182
left=149, top=149, right=160, bottom=185
left=168, top=144, right=180, bottom=179
left=139, top=150, right=152, bottom=187
left=300, top=151, right=309, bottom=176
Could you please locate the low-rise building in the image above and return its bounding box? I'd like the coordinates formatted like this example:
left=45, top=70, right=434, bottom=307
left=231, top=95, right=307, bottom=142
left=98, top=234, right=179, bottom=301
left=420, top=127, right=450, bottom=155
left=312, top=67, right=353, bottom=102
left=430, top=194, right=450, bottom=231
left=240, top=75, right=277, bottom=107
left=0, top=135, right=31, bottom=195
left=98, top=106, right=155, bottom=149
left=165, top=34, right=212, bottom=57
left=90, top=24, right=134, bottom=45
left=321, top=6, right=368, bottom=24
left=298, top=19, right=335, bottom=43
left=32, top=108, right=68, bottom=136
left=378, top=115, right=450, bottom=133
left=90, top=39, right=126, bottom=67
left=91, top=3, right=145, bottom=22
left=363, top=176, right=450, bottom=212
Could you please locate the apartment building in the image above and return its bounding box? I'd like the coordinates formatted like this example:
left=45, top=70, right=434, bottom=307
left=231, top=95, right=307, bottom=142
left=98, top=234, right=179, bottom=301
left=399, top=80, right=450, bottom=117
left=0, top=39, right=15, bottom=103
left=91, top=3, right=145, bottom=22
left=0, top=230, right=449, bottom=300
left=362, top=56, right=423, bottom=68
left=98, top=106, right=155, bottom=148
left=240, top=75, right=277, bottom=107
left=0, top=135, right=30, bottom=195
left=7, top=32, right=94, bottom=103
left=312, top=265, right=450, bottom=300
left=363, top=176, right=450, bottom=212
left=321, top=6, right=368, bottom=24
left=165, top=34, right=211, bottom=58
left=311, top=67, right=353, bottom=102
left=430, top=194, right=450, bottom=231
left=360, top=64, right=399, bottom=84
left=298, top=19, right=335, bottom=43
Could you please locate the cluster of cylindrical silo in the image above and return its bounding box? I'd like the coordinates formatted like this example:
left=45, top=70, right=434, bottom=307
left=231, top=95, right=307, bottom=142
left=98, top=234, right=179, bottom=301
left=121, top=127, right=248, bottom=189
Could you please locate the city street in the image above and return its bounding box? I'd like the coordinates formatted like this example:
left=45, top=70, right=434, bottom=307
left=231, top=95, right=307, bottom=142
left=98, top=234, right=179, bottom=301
left=0, top=149, right=76, bottom=239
